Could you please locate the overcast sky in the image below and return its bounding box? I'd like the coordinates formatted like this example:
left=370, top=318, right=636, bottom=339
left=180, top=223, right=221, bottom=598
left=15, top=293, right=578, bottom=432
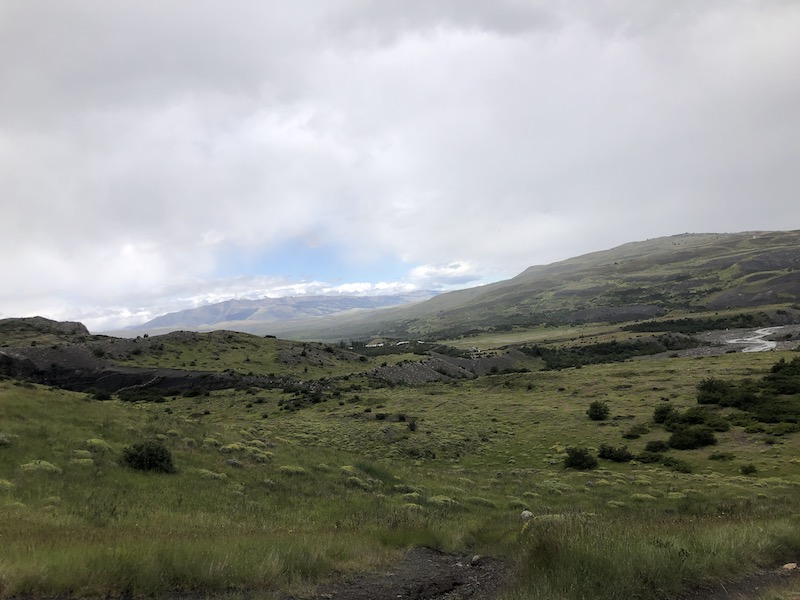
left=2, top=1, right=799, bottom=331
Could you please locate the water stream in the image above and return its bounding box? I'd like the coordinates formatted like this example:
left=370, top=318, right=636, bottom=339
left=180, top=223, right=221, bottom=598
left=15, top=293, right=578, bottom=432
left=724, top=327, right=781, bottom=353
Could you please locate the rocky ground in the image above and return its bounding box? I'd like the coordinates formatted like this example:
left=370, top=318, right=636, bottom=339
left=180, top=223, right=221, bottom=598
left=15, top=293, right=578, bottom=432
left=647, top=325, right=800, bottom=359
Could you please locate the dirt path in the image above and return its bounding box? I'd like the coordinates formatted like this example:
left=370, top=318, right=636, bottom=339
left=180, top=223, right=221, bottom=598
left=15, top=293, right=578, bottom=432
left=285, top=548, right=509, bottom=600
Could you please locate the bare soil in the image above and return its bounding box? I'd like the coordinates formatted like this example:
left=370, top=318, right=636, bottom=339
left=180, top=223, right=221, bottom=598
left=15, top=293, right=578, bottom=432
left=284, top=551, right=799, bottom=600
left=285, top=548, right=509, bottom=600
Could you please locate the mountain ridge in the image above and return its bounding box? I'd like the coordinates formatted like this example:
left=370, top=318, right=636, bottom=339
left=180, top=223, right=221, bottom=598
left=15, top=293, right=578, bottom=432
left=256, top=230, right=800, bottom=340
left=115, top=231, right=800, bottom=341
left=124, top=291, right=435, bottom=333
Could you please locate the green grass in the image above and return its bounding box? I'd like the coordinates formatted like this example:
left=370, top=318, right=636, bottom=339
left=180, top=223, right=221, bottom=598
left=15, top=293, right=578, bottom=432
left=111, top=331, right=417, bottom=380
left=2, top=346, right=800, bottom=598
left=502, top=513, right=800, bottom=600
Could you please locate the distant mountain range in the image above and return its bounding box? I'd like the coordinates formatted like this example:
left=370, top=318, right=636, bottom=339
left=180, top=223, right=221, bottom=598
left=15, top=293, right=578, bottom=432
left=119, top=230, right=800, bottom=341
left=123, top=292, right=436, bottom=335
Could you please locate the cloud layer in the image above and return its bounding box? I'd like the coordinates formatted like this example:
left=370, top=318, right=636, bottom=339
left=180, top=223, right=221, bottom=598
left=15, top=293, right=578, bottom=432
left=2, top=1, right=799, bottom=330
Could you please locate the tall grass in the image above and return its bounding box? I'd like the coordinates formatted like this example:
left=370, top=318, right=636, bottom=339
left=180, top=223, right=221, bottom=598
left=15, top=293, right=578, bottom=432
left=502, top=512, right=800, bottom=600
left=2, top=344, right=800, bottom=599
left=0, top=511, right=396, bottom=597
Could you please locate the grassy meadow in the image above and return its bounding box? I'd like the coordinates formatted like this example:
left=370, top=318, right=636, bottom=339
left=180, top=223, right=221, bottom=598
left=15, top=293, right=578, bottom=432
left=1, top=328, right=800, bottom=599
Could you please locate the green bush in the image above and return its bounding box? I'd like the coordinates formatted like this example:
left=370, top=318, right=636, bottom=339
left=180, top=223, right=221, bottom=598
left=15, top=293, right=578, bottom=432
left=668, top=426, right=717, bottom=450
left=681, top=407, right=730, bottom=431
left=653, top=403, right=678, bottom=424
left=122, top=440, right=176, bottom=473
left=597, top=444, right=633, bottom=463
left=587, top=401, right=610, bottom=421
left=622, top=423, right=650, bottom=439
left=636, top=451, right=663, bottom=464
left=564, top=447, right=598, bottom=470
left=768, top=422, right=800, bottom=436
left=644, top=440, right=670, bottom=453
left=697, top=378, right=734, bottom=404
left=740, top=463, right=758, bottom=476
left=660, top=456, right=693, bottom=473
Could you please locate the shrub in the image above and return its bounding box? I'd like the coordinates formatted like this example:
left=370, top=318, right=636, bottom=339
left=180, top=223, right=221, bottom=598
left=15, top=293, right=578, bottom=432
left=636, top=451, right=663, bottom=464
left=697, top=378, right=733, bottom=404
left=644, top=440, right=670, bottom=453
left=622, top=423, right=650, bottom=439
left=122, top=441, right=176, bottom=473
left=661, top=456, right=693, bottom=473
left=768, top=422, right=800, bottom=436
left=653, top=404, right=678, bottom=424
left=597, top=444, right=633, bottom=463
left=682, top=407, right=730, bottom=431
left=740, top=463, right=758, bottom=476
left=587, top=401, right=610, bottom=421
left=668, top=426, right=717, bottom=450
left=564, top=447, right=598, bottom=470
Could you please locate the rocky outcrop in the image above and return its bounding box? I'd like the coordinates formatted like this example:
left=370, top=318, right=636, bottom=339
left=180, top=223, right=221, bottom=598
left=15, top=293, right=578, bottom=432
left=0, top=316, right=89, bottom=337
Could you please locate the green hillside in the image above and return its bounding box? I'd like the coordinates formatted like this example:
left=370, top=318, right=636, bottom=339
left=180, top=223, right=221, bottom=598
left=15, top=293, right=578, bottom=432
left=263, top=230, right=800, bottom=341
left=2, top=313, right=800, bottom=599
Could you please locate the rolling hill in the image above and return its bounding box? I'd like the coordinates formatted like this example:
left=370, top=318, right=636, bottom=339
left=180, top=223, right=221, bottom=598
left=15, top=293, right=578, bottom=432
left=261, top=230, right=800, bottom=340
left=120, top=292, right=435, bottom=336
left=107, top=230, right=800, bottom=342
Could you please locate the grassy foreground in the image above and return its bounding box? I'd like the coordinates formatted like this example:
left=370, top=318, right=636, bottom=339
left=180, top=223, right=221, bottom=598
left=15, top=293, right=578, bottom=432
left=1, top=346, right=800, bottom=599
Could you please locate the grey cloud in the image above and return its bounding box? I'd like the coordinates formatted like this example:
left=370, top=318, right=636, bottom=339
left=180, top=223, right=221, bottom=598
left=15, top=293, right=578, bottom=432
left=1, top=1, right=799, bottom=328
left=326, top=0, right=562, bottom=41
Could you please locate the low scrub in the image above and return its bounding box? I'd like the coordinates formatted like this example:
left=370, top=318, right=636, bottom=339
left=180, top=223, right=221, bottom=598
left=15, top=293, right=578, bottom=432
left=668, top=426, right=717, bottom=450
left=587, top=401, right=610, bottom=421
left=564, top=447, right=598, bottom=470
left=597, top=444, right=633, bottom=463
left=122, top=441, right=176, bottom=473
left=623, top=312, right=770, bottom=334
left=644, top=440, right=670, bottom=453
left=521, top=335, right=703, bottom=369
left=696, top=357, right=800, bottom=424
